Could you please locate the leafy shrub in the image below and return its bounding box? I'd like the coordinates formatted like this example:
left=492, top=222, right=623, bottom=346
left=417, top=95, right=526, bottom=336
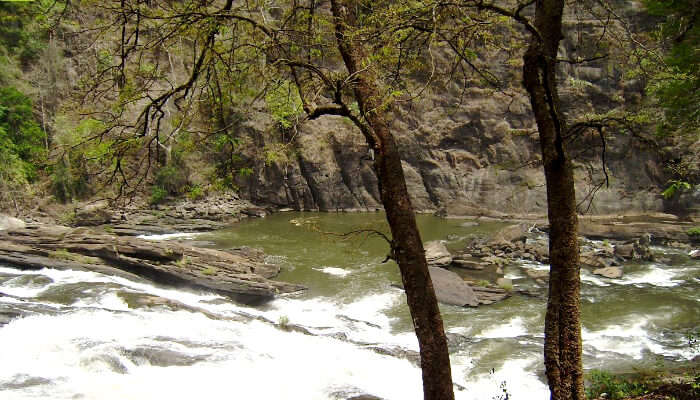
left=687, top=227, right=700, bottom=237
left=149, top=186, right=167, bottom=205
left=0, top=87, right=46, bottom=186
left=187, top=185, right=204, bottom=201
left=49, top=117, right=107, bottom=202
left=662, top=180, right=692, bottom=199
left=585, top=370, right=648, bottom=400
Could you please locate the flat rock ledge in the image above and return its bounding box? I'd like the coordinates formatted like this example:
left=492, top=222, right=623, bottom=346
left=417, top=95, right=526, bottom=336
left=0, top=224, right=305, bottom=302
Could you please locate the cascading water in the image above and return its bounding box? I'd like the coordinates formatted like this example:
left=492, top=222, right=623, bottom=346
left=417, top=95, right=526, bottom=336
left=1, top=213, right=697, bottom=399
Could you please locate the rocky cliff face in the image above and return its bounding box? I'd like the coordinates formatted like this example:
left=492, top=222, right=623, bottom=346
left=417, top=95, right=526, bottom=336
left=237, top=51, right=665, bottom=215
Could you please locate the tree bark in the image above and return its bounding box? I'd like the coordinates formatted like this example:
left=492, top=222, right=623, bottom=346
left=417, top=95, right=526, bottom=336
left=329, top=1, right=455, bottom=399
left=522, top=1, right=584, bottom=400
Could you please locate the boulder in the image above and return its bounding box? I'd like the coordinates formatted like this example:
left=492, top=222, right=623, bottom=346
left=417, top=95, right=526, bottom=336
left=592, top=266, right=623, bottom=279
left=451, top=258, right=486, bottom=270
left=74, top=200, right=112, bottom=226
left=489, top=223, right=530, bottom=245
left=580, top=252, right=610, bottom=269
left=688, top=249, right=699, bottom=259
left=614, top=243, right=635, bottom=259
left=424, top=241, right=452, bottom=266
left=0, top=214, right=25, bottom=232
left=526, top=269, right=549, bottom=281
left=428, top=266, right=479, bottom=307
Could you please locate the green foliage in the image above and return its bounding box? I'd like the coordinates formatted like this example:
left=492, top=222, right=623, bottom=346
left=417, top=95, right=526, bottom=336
left=662, top=179, right=692, bottom=199
left=154, top=164, right=189, bottom=196
left=585, top=370, right=649, bottom=399
left=201, top=267, right=217, bottom=276
left=642, top=0, right=699, bottom=136
left=0, top=86, right=46, bottom=192
left=186, top=185, right=204, bottom=201
left=149, top=186, right=168, bottom=206
left=50, top=117, right=108, bottom=202
left=0, top=2, right=47, bottom=67
left=265, top=80, right=302, bottom=129
left=687, top=227, right=700, bottom=237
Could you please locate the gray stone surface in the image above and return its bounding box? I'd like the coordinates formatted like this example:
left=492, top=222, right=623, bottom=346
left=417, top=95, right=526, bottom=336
left=0, top=215, right=25, bottom=232
left=428, top=266, right=479, bottom=307
left=424, top=241, right=452, bottom=267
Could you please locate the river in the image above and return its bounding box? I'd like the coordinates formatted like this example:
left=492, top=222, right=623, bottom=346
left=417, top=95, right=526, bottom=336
left=0, top=212, right=698, bottom=399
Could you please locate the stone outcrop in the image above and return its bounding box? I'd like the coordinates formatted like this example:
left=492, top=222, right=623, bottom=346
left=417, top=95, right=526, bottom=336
left=73, top=200, right=112, bottom=226
left=0, top=214, right=25, bottom=232
left=428, top=267, right=479, bottom=307
left=592, top=267, right=623, bottom=279
left=424, top=240, right=453, bottom=267
left=0, top=224, right=305, bottom=302
left=224, top=9, right=680, bottom=217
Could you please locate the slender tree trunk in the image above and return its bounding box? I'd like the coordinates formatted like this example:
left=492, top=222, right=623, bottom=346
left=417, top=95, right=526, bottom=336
left=522, top=1, right=584, bottom=399
left=329, top=1, right=454, bottom=399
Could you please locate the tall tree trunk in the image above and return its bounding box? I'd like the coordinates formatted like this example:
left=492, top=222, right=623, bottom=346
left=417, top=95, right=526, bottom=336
left=522, top=1, right=584, bottom=399
left=329, top=1, right=455, bottom=399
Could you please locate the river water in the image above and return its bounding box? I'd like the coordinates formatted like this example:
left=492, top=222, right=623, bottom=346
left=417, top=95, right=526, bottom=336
left=0, top=213, right=698, bottom=399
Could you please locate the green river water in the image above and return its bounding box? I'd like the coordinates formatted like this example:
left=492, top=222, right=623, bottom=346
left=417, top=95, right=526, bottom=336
left=0, top=212, right=697, bottom=399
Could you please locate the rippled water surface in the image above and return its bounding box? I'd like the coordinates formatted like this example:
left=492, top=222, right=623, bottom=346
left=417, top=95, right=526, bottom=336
left=1, top=213, right=698, bottom=399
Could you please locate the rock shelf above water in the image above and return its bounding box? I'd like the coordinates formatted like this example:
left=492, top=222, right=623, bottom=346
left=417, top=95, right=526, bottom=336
left=0, top=224, right=305, bottom=302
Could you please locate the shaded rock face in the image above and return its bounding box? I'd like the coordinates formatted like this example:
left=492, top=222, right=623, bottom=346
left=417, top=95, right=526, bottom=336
left=232, top=15, right=668, bottom=215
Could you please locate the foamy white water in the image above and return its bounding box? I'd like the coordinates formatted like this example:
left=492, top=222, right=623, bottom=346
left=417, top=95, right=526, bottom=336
left=137, top=232, right=201, bottom=241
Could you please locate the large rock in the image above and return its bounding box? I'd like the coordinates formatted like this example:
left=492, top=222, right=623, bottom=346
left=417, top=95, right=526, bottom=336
left=74, top=200, right=112, bottom=226
left=424, top=241, right=452, bottom=266
left=428, top=266, right=479, bottom=307
left=592, top=266, right=623, bottom=279
left=489, top=223, right=530, bottom=245
left=0, top=215, right=25, bottom=232
left=0, top=224, right=305, bottom=301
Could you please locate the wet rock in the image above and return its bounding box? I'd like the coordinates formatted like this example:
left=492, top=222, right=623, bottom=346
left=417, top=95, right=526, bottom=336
left=123, top=346, right=210, bottom=367
left=428, top=266, right=479, bottom=307
left=592, top=266, right=623, bottom=279
left=451, top=257, right=486, bottom=270
left=424, top=241, right=453, bottom=266
left=0, top=375, right=53, bottom=390
left=614, top=243, right=635, bottom=259
left=0, top=310, right=21, bottom=326
left=472, top=286, right=510, bottom=305
left=690, top=249, right=700, bottom=259
left=489, top=223, right=530, bottom=245
left=496, top=277, right=512, bottom=288
left=580, top=252, right=610, bottom=269
left=0, top=224, right=306, bottom=301
left=0, top=215, right=25, bottom=232
left=526, top=269, right=549, bottom=281
left=241, top=206, right=267, bottom=218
